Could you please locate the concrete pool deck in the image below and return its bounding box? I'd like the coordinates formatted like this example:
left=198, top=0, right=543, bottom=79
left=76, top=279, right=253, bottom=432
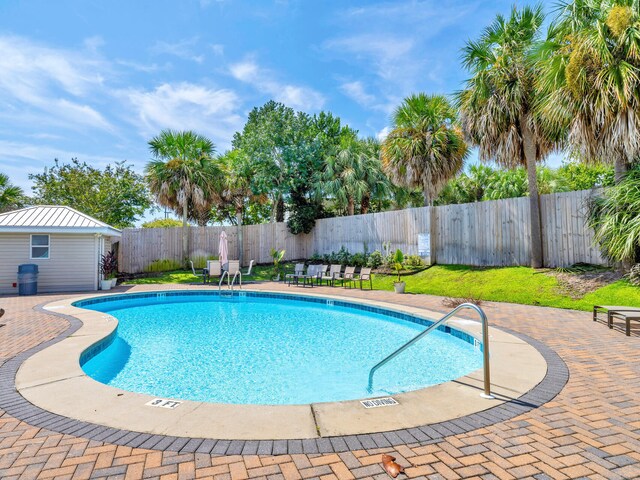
left=1, top=282, right=640, bottom=478
left=15, top=289, right=548, bottom=440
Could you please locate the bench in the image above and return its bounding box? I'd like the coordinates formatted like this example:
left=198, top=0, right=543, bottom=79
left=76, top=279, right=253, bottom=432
left=594, top=305, right=640, bottom=336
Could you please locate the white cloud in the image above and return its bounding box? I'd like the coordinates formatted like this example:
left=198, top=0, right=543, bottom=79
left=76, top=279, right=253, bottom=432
left=122, top=82, right=243, bottom=149
left=151, top=38, right=204, bottom=63
left=0, top=35, right=114, bottom=132
left=229, top=59, right=325, bottom=111
left=340, top=81, right=376, bottom=107
left=376, top=126, right=391, bottom=141
left=210, top=44, right=224, bottom=56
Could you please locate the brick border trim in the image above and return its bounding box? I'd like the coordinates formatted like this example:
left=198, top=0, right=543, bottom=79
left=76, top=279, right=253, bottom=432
left=0, top=301, right=568, bottom=455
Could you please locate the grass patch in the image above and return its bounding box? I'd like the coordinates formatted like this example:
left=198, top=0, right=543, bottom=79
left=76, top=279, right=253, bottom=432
left=370, top=265, right=640, bottom=311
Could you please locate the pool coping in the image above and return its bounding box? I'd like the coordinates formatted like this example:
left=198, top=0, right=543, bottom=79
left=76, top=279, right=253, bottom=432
left=1, top=288, right=568, bottom=453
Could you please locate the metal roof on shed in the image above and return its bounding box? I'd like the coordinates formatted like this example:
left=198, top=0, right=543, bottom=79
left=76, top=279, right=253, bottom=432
left=0, top=206, right=121, bottom=236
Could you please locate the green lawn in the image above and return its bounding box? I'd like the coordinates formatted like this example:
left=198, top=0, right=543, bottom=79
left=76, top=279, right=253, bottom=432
left=370, top=265, right=640, bottom=311
left=123, top=263, right=640, bottom=312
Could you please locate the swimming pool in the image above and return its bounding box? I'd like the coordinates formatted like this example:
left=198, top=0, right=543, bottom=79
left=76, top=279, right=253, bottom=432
left=77, top=292, right=483, bottom=405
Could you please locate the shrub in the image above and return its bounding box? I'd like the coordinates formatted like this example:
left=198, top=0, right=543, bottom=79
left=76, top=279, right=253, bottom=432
left=145, top=259, right=182, bottom=272
left=587, top=166, right=640, bottom=264
left=392, top=249, right=404, bottom=282
left=191, top=255, right=217, bottom=269
left=629, top=264, right=640, bottom=286
left=351, top=252, right=367, bottom=267
left=367, top=250, right=384, bottom=268
left=405, top=254, right=425, bottom=267
left=141, top=218, right=183, bottom=228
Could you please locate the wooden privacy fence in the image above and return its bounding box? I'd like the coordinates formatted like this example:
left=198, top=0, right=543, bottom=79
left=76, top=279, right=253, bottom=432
left=119, top=189, right=604, bottom=273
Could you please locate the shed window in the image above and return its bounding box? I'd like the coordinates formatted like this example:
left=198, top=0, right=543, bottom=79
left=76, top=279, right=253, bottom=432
left=30, top=235, right=50, bottom=259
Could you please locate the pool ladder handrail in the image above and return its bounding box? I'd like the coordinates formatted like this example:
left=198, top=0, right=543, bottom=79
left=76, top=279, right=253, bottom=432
left=218, top=270, right=242, bottom=291
left=367, top=303, right=493, bottom=399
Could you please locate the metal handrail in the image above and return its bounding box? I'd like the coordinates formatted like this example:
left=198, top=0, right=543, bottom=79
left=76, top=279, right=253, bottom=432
left=367, top=303, right=493, bottom=399
left=218, top=271, right=229, bottom=290
left=230, top=271, right=242, bottom=290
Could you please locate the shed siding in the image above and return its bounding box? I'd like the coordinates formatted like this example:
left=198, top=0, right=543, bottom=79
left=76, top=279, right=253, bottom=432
left=0, top=233, right=97, bottom=294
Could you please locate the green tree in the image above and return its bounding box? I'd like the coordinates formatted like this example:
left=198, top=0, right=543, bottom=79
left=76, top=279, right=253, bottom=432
left=146, top=130, right=219, bottom=265
left=556, top=161, right=614, bottom=191
left=0, top=172, right=25, bottom=212
left=233, top=102, right=340, bottom=234
left=537, top=0, right=640, bottom=183
left=588, top=165, right=640, bottom=264
left=29, top=159, right=151, bottom=228
left=217, top=149, right=267, bottom=265
left=320, top=129, right=390, bottom=216
left=142, top=218, right=183, bottom=228
left=381, top=93, right=468, bottom=206
left=457, top=5, right=552, bottom=268
left=232, top=101, right=296, bottom=223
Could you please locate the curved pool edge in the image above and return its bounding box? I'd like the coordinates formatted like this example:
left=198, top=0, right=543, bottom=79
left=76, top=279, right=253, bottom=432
left=13, top=288, right=556, bottom=442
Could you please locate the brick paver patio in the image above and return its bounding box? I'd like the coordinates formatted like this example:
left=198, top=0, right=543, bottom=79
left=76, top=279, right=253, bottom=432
left=1, top=283, right=640, bottom=479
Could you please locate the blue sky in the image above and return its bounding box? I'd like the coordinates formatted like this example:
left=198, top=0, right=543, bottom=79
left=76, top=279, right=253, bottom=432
left=0, top=0, right=560, bottom=199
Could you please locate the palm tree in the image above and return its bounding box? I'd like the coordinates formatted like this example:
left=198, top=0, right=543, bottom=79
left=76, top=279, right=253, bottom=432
left=321, top=130, right=391, bottom=215
left=146, top=130, right=219, bottom=266
left=457, top=5, right=553, bottom=268
left=218, top=149, right=265, bottom=266
left=537, top=0, right=640, bottom=183
left=381, top=93, right=468, bottom=206
left=359, top=137, right=391, bottom=214
left=0, top=173, right=24, bottom=212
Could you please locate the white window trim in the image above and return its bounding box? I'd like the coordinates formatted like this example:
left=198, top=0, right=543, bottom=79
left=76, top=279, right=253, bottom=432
left=30, top=234, right=50, bottom=260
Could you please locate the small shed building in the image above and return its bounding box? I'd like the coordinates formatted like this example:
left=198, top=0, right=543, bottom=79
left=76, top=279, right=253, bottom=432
left=0, top=206, right=121, bottom=294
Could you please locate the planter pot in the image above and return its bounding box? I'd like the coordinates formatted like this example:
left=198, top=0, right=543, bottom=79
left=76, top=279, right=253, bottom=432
left=394, top=281, right=406, bottom=294
left=111, top=278, right=118, bottom=288
left=100, top=280, right=112, bottom=291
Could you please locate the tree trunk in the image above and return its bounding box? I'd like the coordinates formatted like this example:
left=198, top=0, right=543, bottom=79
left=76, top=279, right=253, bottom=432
left=361, top=194, right=370, bottom=214
left=347, top=197, right=355, bottom=216
left=521, top=119, right=544, bottom=269
left=236, top=206, right=243, bottom=267
left=182, top=202, right=189, bottom=268
left=276, top=196, right=285, bottom=223
left=614, top=157, right=629, bottom=184
left=422, top=188, right=431, bottom=207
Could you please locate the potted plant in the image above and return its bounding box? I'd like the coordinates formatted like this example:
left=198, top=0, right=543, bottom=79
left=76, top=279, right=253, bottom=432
left=392, top=249, right=405, bottom=294
left=270, top=248, right=286, bottom=281
left=99, top=251, right=118, bottom=290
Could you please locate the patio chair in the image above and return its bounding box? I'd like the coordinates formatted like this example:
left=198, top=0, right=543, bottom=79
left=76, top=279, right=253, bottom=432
left=594, top=305, right=640, bottom=336
left=286, top=263, right=305, bottom=286
left=299, top=264, right=317, bottom=288
left=189, top=260, right=209, bottom=284
left=350, top=267, right=373, bottom=290
left=336, top=266, right=356, bottom=287
left=227, top=260, right=242, bottom=288
left=321, top=264, right=342, bottom=286
left=314, top=265, right=328, bottom=285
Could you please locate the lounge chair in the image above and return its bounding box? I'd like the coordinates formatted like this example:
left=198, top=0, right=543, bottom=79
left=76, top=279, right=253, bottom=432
left=245, top=260, right=254, bottom=276
left=227, top=260, right=242, bottom=287
left=207, top=260, right=222, bottom=284
left=594, top=305, right=640, bottom=336
left=190, top=260, right=209, bottom=284
left=336, top=266, right=356, bottom=287
left=321, top=264, right=342, bottom=286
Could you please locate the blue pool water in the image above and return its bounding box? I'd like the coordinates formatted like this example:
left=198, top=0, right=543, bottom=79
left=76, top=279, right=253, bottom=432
left=79, top=293, right=483, bottom=405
